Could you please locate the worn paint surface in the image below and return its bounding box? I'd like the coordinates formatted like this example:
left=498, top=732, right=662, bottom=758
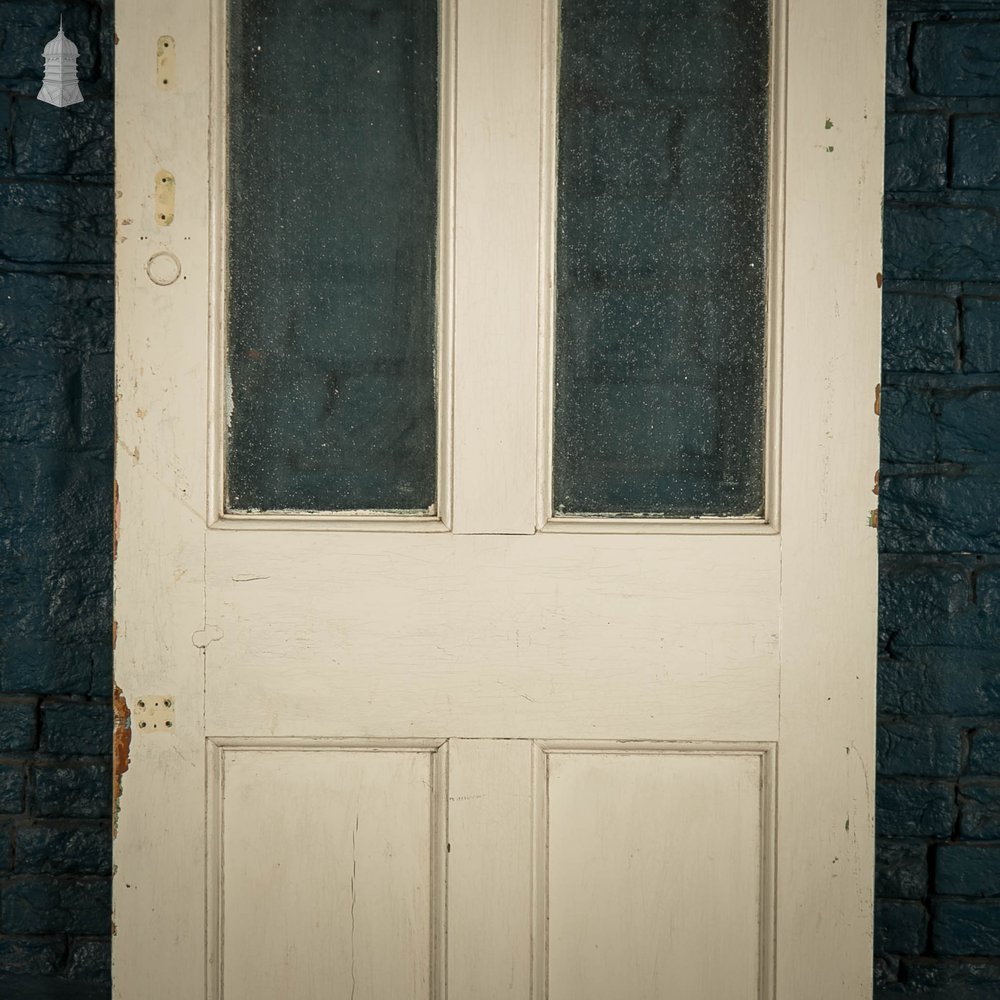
left=156, top=35, right=175, bottom=89
left=154, top=169, right=175, bottom=226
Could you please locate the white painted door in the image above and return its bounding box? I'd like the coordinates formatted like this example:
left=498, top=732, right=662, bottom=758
left=113, top=1, right=885, bottom=998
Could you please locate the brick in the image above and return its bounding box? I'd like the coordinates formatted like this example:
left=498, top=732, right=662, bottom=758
left=0, top=2, right=101, bottom=82
left=879, top=385, right=936, bottom=464
left=874, top=954, right=901, bottom=992
left=876, top=841, right=928, bottom=899
left=14, top=826, right=110, bottom=876
left=896, top=958, right=1000, bottom=999
left=962, top=781, right=1000, bottom=839
left=79, top=353, right=114, bottom=450
left=879, top=566, right=974, bottom=652
left=884, top=204, right=1000, bottom=282
left=964, top=296, right=1000, bottom=374
left=0, top=822, right=11, bottom=873
left=0, top=701, right=37, bottom=752
left=882, top=292, right=957, bottom=373
left=875, top=899, right=928, bottom=954
left=12, top=98, right=113, bottom=178
left=44, top=561, right=114, bottom=645
left=878, top=652, right=1000, bottom=719
left=0, top=640, right=112, bottom=697
left=1, top=877, right=110, bottom=935
left=877, top=721, right=963, bottom=777
left=0, top=93, right=12, bottom=174
left=934, top=901, right=1000, bottom=955
left=0, top=450, right=113, bottom=560
left=0, top=182, right=114, bottom=267
left=0, top=974, right=111, bottom=1000
left=0, top=936, right=64, bottom=977
left=0, top=348, right=79, bottom=447
left=885, top=19, right=911, bottom=99
left=0, top=764, right=26, bottom=815
left=913, top=22, right=1000, bottom=97
left=877, top=780, right=955, bottom=838
left=34, top=765, right=111, bottom=819
left=879, top=472, right=1000, bottom=554
left=40, top=702, right=111, bottom=757
left=978, top=570, right=1000, bottom=620
left=953, top=116, right=1000, bottom=190
left=937, top=391, right=1000, bottom=464
left=885, top=113, right=948, bottom=191
left=937, top=844, right=1000, bottom=896
left=0, top=450, right=113, bottom=643
left=970, top=728, right=1000, bottom=774
left=0, top=273, right=113, bottom=352
left=67, top=938, right=110, bottom=983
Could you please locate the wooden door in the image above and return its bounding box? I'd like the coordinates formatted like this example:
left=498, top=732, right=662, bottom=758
left=113, top=1, right=885, bottom=998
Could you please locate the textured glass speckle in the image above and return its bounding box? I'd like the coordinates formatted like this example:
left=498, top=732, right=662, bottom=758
left=553, top=0, right=770, bottom=517
left=226, top=0, right=438, bottom=514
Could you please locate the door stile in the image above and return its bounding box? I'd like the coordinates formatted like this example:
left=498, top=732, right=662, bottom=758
left=776, top=0, right=884, bottom=994
left=451, top=0, right=543, bottom=534
left=113, top=1, right=213, bottom=997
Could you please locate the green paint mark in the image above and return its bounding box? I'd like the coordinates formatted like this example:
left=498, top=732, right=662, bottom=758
left=825, top=145, right=835, bottom=153
left=825, top=118, right=834, bottom=130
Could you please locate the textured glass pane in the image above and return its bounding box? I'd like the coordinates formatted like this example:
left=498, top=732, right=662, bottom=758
left=226, top=0, right=438, bottom=514
left=553, top=0, right=769, bottom=517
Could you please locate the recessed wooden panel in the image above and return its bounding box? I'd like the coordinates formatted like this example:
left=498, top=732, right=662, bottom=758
left=216, top=745, right=443, bottom=1000
left=544, top=747, right=770, bottom=1000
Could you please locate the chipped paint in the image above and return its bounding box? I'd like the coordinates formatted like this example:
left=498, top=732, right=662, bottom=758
left=876, top=272, right=883, bottom=289
left=868, top=509, right=878, bottom=528
left=113, top=685, right=132, bottom=838
left=873, top=469, right=879, bottom=496
left=113, top=479, right=120, bottom=561
left=192, top=624, right=224, bottom=649
left=874, top=382, right=881, bottom=416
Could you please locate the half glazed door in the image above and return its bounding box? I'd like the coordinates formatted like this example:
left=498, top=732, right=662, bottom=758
left=113, top=1, right=885, bottom=998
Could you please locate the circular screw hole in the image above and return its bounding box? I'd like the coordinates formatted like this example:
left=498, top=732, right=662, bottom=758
left=164, top=699, right=172, bottom=708
left=165, top=720, right=173, bottom=728
left=139, top=721, right=147, bottom=728
left=137, top=700, right=145, bottom=708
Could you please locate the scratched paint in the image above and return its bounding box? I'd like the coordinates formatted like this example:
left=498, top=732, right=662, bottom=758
left=113, top=479, right=120, bottom=561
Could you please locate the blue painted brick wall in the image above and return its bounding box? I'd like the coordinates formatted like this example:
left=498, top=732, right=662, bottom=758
left=877, top=2, right=1000, bottom=996
left=0, top=1, right=114, bottom=997
left=0, top=0, right=997, bottom=997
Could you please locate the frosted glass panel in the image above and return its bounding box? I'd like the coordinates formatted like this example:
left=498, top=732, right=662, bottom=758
left=225, top=0, right=438, bottom=514
left=553, top=0, right=770, bottom=518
